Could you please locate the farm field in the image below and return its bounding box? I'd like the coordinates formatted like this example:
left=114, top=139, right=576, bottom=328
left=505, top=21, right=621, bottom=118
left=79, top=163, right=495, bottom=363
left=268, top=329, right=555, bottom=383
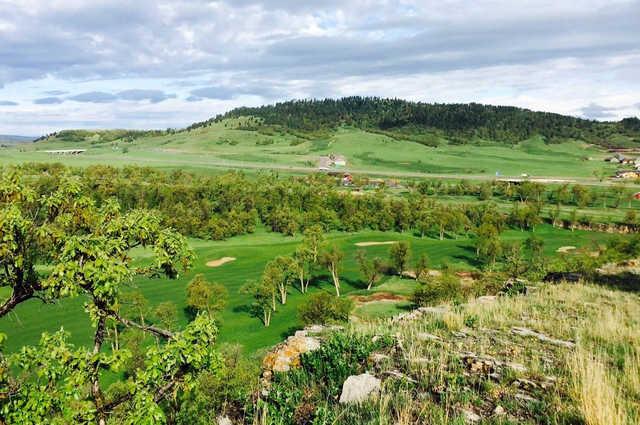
left=0, top=224, right=612, bottom=355
left=0, top=122, right=621, bottom=183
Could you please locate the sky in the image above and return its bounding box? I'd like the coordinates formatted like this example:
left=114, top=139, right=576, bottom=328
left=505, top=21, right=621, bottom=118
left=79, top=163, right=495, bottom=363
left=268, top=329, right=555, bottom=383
left=0, top=0, right=638, bottom=136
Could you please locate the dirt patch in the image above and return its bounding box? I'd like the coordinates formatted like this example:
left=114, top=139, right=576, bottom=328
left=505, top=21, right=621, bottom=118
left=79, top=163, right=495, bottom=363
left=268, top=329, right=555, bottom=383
left=206, top=257, right=236, bottom=267
left=556, top=246, right=576, bottom=253
left=350, top=292, right=408, bottom=305
left=355, top=241, right=398, bottom=247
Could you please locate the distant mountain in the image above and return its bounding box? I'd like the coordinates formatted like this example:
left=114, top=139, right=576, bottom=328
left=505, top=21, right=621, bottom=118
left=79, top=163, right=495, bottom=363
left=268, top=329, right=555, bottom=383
left=189, top=97, right=640, bottom=148
left=0, top=134, right=35, bottom=144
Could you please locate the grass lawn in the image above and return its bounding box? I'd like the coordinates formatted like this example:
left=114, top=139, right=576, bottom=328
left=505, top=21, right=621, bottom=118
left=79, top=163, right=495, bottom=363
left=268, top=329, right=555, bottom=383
left=0, top=225, right=613, bottom=355
left=0, top=123, right=620, bottom=181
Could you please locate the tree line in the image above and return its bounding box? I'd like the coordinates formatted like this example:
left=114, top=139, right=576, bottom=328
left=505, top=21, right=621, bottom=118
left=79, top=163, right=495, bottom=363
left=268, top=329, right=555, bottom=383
left=187, top=97, right=640, bottom=147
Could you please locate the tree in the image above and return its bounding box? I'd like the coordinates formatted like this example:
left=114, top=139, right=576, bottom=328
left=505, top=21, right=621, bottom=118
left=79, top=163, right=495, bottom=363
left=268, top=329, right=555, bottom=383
left=0, top=169, right=224, bottom=424
left=154, top=301, right=178, bottom=331
left=524, top=234, right=546, bottom=276
left=292, top=245, right=314, bottom=293
left=355, top=249, right=383, bottom=290
left=298, top=292, right=354, bottom=325
left=389, top=241, right=412, bottom=276
left=241, top=280, right=274, bottom=326
left=186, top=274, right=228, bottom=318
left=320, top=244, right=344, bottom=296
left=414, top=253, right=430, bottom=281
left=121, top=290, right=151, bottom=326
left=302, top=224, right=325, bottom=264
left=503, top=242, right=526, bottom=278
left=475, top=223, right=502, bottom=270
left=262, top=256, right=296, bottom=304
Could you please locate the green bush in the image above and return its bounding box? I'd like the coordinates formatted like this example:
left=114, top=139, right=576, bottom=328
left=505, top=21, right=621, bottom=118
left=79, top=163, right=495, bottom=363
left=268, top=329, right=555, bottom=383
left=411, top=273, right=463, bottom=306
left=298, top=292, right=354, bottom=326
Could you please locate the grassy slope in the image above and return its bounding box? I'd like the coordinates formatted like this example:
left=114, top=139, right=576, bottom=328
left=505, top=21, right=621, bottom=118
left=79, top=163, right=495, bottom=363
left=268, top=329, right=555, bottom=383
left=321, top=283, right=640, bottom=424
left=0, top=122, right=618, bottom=180
left=0, top=225, right=612, bottom=354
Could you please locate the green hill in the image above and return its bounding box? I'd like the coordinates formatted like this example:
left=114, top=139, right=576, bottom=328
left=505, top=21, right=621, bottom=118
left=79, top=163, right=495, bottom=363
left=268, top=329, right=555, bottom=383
left=197, top=97, right=640, bottom=148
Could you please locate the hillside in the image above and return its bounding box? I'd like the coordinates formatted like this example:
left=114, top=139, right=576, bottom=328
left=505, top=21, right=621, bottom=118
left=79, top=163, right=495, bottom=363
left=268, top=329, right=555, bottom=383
left=0, top=134, right=33, bottom=144
left=197, top=97, right=640, bottom=148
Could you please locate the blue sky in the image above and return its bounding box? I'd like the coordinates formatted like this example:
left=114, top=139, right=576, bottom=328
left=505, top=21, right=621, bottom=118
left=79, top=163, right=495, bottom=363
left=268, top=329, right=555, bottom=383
left=0, top=0, right=638, bottom=135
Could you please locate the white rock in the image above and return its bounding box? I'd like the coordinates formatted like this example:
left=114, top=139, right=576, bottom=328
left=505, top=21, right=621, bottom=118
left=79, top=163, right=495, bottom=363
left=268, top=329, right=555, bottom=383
left=217, top=415, right=233, bottom=425
left=462, top=409, right=481, bottom=422
left=339, top=373, right=381, bottom=404
left=493, top=405, right=506, bottom=416
left=416, top=332, right=442, bottom=342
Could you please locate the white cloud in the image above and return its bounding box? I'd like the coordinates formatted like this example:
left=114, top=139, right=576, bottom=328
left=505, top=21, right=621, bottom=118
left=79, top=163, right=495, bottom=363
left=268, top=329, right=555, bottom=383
left=0, top=0, right=638, bottom=134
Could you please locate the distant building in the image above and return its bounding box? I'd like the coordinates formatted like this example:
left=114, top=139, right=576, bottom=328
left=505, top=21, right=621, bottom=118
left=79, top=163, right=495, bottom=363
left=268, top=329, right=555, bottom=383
left=616, top=170, right=640, bottom=179
left=43, top=149, right=86, bottom=155
left=318, top=154, right=347, bottom=170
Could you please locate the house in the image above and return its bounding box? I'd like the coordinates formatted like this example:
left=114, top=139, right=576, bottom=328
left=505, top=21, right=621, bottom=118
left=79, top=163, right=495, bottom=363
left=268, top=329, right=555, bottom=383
left=342, top=173, right=353, bottom=186
left=318, top=154, right=347, bottom=170
left=43, top=149, right=86, bottom=155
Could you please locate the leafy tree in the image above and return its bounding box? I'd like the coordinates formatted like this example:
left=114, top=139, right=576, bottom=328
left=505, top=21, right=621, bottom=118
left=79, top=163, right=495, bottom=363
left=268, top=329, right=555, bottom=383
left=320, top=244, right=344, bottom=297
left=503, top=242, right=526, bottom=277
left=412, top=273, right=462, bottom=306
left=475, top=223, right=502, bottom=270
left=186, top=274, right=228, bottom=318
left=0, top=169, right=225, bottom=424
left=355, top=249, right=384, bottom=290
left=298, top=292, right=354, bottom=325
left=292, top=245, right=314, bottom=293
left=154, top=301, right=179, bottom=331
left=241, top=280, right=274, bottom=326
left=414, top=253, right=430, bottom=281
left=389, top=241, right=412, bottom=276
left=262, top=256, right=296, bottom=304
left=121, top=290, right=151, bottom=326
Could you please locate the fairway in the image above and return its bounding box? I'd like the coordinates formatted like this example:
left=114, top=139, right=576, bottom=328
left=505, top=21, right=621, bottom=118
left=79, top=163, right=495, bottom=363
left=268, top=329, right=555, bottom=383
left=0, top=124, right=619, bottom=182
left=0, top=225, right=612, bottom=354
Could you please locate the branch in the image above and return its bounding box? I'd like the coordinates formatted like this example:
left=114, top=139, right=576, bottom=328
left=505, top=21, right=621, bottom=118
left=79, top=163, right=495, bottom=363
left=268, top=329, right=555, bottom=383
left=106, top=309, right=174, bottom=339
left=0, top=287, right=33, bottom=318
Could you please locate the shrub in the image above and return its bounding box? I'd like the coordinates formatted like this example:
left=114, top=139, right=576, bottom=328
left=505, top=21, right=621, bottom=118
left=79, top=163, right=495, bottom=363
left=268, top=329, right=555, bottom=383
left=411, top=273, right=463, bottom=306
left=298, top=292, right=353, bottom=325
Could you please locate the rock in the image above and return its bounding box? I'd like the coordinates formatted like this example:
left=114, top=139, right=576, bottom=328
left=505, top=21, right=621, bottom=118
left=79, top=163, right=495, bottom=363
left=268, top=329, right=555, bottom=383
left=461, top=409, right=481, bottom=422
left=383, top=369, right=417, bottom=383
left=493, top=405, right=506, bottom=416
left=263, top=334, right=321, bottom=373
left=514, top=378, right=538, bottom=390
left=514, top=392, right=538, bottom=403
left=339, top=373, right=381, bottom=404
left=370, top=353, right=390, bottom=363
left=217, top=416, right=233, bottom=425
left=505, top=362, right=527, bottom=373
left=511, top=327, right=575, bottom=348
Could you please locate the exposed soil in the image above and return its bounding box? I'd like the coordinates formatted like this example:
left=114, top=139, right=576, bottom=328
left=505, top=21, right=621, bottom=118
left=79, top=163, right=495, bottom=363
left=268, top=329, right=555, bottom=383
left=350, top=292, right=408, bottom=305
left=206, top=257, right=237, bottom=267
left=355, top=241, right=398, bottom=247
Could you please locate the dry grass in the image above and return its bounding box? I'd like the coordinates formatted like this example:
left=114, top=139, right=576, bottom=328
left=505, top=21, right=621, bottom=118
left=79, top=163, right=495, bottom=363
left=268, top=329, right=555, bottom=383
left=569, top=348, right=626, bottom=425
left=349, top=283, right=640, bottom=424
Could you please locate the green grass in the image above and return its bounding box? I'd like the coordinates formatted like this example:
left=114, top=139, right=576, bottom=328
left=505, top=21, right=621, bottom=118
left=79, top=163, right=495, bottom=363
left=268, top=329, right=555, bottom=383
left=0, top=123, right=619, bottom=181
left=0, top=225, right=612, bottom=355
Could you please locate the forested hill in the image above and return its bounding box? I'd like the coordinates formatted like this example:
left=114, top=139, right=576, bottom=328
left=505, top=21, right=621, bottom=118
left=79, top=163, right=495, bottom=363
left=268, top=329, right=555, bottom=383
left=193, top=97, right=640, bottom=147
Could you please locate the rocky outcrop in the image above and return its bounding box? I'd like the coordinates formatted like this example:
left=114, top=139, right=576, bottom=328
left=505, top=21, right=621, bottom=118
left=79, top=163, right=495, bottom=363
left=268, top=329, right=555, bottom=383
left=338, top=373, right=381, bottom=404
left=262, top=331, right=321, bottom=374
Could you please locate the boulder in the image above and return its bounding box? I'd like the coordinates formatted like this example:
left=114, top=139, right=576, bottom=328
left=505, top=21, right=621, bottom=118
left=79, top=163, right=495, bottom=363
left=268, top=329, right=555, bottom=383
left=339, top=373, right=381, bottom=404
left=263, top=334, right=321, bottom=373
left=217, top=416, right=233, bottom=425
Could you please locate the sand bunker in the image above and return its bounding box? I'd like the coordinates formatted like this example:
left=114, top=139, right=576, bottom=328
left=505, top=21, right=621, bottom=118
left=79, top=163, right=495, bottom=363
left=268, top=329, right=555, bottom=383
left=206, top=257, right=236, bottom=267
left=355, top=241, right=398, bottom=247
left=556, top=246, right=576, bottom=253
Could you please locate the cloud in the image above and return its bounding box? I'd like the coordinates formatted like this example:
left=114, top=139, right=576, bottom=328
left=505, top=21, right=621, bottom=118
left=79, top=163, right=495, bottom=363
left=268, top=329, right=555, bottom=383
left=68, top=91, right=118, bottom=103
left=580, top=103, right=619, bottom=120
left=117, top=89, right=175, bottom=103
left=33, top=97, right=64, bottom=105
left=0, top=100, right=18, bottom=106
left=0, top=0, right=639, bottom=133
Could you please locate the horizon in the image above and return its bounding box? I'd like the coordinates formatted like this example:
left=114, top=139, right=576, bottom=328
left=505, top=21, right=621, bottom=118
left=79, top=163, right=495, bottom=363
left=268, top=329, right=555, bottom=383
left=1, top=0, right=639, bottom=135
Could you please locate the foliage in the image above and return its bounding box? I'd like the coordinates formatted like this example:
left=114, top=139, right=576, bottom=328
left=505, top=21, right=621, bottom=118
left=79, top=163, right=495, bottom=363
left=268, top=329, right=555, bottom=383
left=411, top=273, right=463, bottom=306
left=186, top=274, right=228, bottom=318
left=298, top=292, right=354, bottom=326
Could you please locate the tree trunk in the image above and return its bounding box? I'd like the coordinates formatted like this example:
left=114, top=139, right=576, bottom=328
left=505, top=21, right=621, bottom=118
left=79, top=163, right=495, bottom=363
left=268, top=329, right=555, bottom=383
left=330, top=265, right=341, bottom=297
